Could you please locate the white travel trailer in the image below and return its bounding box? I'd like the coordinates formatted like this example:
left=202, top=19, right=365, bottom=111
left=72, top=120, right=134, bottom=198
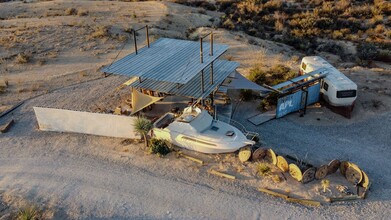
left=152, top=106, right=255, bottom=154
left=299, top=56, right=357, bottom=109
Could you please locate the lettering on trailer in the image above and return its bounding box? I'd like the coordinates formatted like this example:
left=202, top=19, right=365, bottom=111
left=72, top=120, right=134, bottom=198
left=276, top=83, right=321, bottom=118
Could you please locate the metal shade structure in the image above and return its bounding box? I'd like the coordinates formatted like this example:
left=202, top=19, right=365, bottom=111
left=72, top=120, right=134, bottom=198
left=102, top=38, right=229, bottom=84
left=129, top=60, right=240, bottom=99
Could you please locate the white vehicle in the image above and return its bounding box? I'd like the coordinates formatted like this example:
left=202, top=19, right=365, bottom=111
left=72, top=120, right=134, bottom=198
left=299, top=56, right=357, bottom=108
left=152, top=106, right=255, bottom=154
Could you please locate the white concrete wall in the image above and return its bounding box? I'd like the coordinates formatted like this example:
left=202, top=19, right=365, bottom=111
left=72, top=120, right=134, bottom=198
left=34, top=107, right=138, bottom=139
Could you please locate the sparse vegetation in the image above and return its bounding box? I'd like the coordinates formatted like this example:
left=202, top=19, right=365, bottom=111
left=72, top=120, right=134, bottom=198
left=133, top=116, right=153, bottom=148
left=257, top=163, right=271, bottom=177
left=65, top=7, right=77, bottom=16
left=16, top=205, right=42, bottom=220
left=90, top=25, right=110, bottom=39
left=178, top=0, right=390, bottom=60
left=15, top=53, right=31, bottom=64
left=357, top=43, right=379, bottom=64
left=249, top=64, right=296, bottom=86
left=149, top=138, right=171, bottom=156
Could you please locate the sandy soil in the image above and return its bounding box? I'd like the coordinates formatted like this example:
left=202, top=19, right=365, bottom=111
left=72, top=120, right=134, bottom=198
left=1, top=0, right=391, bottom=219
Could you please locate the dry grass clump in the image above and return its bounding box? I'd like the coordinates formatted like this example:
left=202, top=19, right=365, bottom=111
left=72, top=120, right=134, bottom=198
left=257, top=163, right=271, bottom=177
left=90, top=25, right=110, bottom=39
left=77, top=9, right=89, bottom=16
left=14, top=205, right=43, bottom=220
left=15, top=53, right=31, bottom=64
left=65, top=8, right=77, bottom=16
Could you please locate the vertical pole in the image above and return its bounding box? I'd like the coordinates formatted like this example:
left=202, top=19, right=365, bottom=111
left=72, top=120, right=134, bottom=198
left=200, top=38, right=203, bottom=63
left=133, top=30, right=138, bottom=55
left=210, top=32, right=213, bottom=56
left=146, top=25, right=150, bottom=48
left=201, top=70, right=204, bottom=93
left=210, top=62, right=214, bottom=85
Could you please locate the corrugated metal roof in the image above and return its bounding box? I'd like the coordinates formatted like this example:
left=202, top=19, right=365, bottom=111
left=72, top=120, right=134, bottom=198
left=101, top=38, right=229, bottom=84
left=130, top=60, right=239, bottom=99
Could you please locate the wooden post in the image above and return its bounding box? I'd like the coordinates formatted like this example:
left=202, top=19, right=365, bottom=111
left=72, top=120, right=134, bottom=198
left=210, top=32, right=213, bottom=56
left=201, top=70, right=204, bottom=93
left=133, top=29, right=138, bottom=55
left=146, top=25, right=150, bottom=48
left=210, top=62, right=214, bottom=85
left=200, top=38, right=203, bottom=63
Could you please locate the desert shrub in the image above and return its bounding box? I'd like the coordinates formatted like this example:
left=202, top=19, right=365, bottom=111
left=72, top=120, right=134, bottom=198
left=239, top=89, right=253, bottom=101
left=16, top=206, right=41, bottom=220
left=316, top=41, right=345, bottom=57
left=222, top=18, right=235, bottom=30
left=65, top=7, right=77, bottom=16
left=149, top=138, right=171, bottom=156
left=357, top=43, right=379, bottom=62
left=15, top=53, right=30, bottom=64
left=90, top=25, right=109, bottom=39
left=257, top=163, right=271, bottom=176
left=77, top=9, right=89, bottom=16
left=376, top=49, right=391, bottom=62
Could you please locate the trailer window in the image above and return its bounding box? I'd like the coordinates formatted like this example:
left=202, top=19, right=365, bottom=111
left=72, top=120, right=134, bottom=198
left=323, top=82, right=329, bottom=91
left=301, top=62, right=307, bottom=70
left=337, top=90, right=356, bottom=98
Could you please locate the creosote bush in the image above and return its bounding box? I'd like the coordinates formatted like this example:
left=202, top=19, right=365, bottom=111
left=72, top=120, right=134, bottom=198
left=149, top=138, right=171, bottom=156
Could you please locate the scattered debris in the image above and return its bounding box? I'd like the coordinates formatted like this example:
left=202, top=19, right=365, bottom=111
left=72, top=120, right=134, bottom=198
left=258, top=188, right=321, bottom=207
left=209, top=169, right=236, bottom=180
left=0, top=119, right=14, bottom=133
left=336, top=185, right=353, bottom=195
left=177, top=152, right=204, bottom=165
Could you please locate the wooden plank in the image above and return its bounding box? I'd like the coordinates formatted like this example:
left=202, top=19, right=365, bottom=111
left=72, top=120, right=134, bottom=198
left=286, top=197, right=321, bottom=207
left=0, top=120, right=14, bottom=133
left=209, top=169, right=236, bottom=180
left=257, top=188, right=289, bottom=200
left=178, top=152, right=204, bottom=165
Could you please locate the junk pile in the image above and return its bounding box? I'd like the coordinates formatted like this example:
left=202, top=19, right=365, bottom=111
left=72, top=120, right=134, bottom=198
left=238, top=147, right=371, bottom=204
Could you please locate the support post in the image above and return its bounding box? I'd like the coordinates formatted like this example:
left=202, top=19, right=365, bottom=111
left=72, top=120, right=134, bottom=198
left=210, top=32, right=213, bottom=56
left=133, top=30, right=138, bottom=54
left=146, top=25, right=150, bottom=48
left=201, top=70, right=204, bottom=93
left=210, top=62, right=214, bottom=85
left=200, top=38, right=203, bottom=63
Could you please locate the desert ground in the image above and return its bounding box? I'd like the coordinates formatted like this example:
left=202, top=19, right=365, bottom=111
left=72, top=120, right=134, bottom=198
left=1, top=0, right=391, bottom=219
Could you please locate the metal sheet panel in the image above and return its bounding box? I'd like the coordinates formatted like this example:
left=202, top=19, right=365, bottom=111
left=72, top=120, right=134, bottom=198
left=307, top=83, right=321, bottom=105
left=102, top=38, right=229, bottom=84
left=276, top=91, right=303, bottom=118
left=34, top=107, right=139, bottom=139
left=129, top=60, right=239, bottom=99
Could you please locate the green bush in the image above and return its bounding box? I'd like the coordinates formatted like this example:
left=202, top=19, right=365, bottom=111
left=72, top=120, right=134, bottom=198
left=149, top=138, right=171, bottom=156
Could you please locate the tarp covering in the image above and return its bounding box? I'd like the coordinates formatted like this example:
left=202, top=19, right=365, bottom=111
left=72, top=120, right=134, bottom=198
left=227, top=72, right=270, bottom=92
left=131, top=88, right=163, bottom=115
left=34, top=107, right=138, bottom=139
